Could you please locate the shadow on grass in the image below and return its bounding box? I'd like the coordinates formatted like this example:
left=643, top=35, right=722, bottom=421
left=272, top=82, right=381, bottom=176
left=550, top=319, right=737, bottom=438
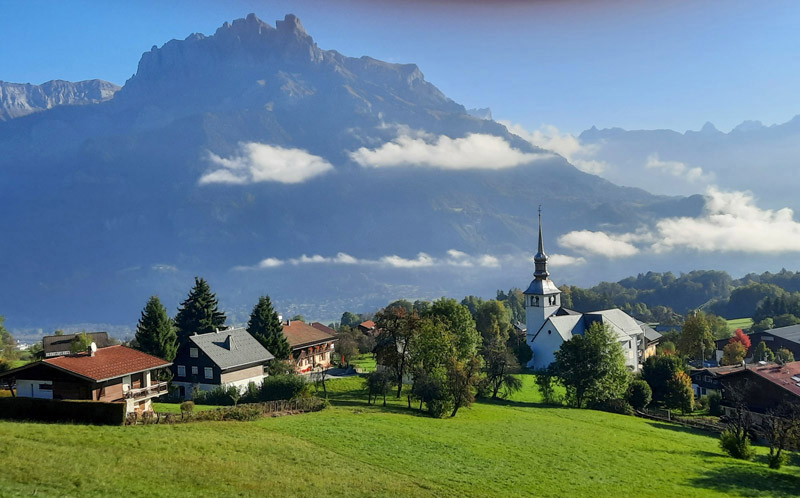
left=646, top=421, right=718, bottom=437
left=479, top=398, right=566, bottom=410
left=689, top=464, right=800, bottom=497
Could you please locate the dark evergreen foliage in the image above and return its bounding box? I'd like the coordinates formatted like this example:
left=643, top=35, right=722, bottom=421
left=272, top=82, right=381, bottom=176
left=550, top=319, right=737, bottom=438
left=174, top=277, right=226, bottom=343
left=134, top=295, right=178, bottom=361
left=247, top=295, right=290, bottom=360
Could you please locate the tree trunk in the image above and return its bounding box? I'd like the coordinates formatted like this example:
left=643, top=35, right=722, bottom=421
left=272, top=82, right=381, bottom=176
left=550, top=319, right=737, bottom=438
left=451, top=404, right=460, bottom=417
left=383, top=393, right=387, bottom=407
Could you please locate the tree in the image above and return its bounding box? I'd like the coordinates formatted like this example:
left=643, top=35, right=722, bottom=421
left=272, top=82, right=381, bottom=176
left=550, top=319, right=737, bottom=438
left=535, top=367, right=562, bottom=405
left=760, top=403, right=800, bottom=469
left=721, top=342, right=746, bottom=366
left=752, top=341, right=775, bottom=362
left=751, top=317, right=774, bottom=333
left=174, top=277, right=226, bottom=343
left=627, top=379, right=652, bottom=411
left=474, top=300, right=511, bottom=345
left=246, top=295, right=290, bottom=360
left=664, top=371, right=694, bottom=414
left=425, top=298, right=481, bottom=361
left=69, top=332, right=93, bottom=354
left=773, top=313, right=800, bottom=328
left=719, top=387, right=756, bottom=460
left=134, top=295, right=178, bottom=361
left=776, top=347, right=795, bottom=363
left=729, top=329, right=751, bottom=351
left=290, top=314, right=305, bottom=322
left=334, top=327, right=359, bottom=365
left=480, top=337, right=522, bottom=400
left=0, top=316, right=15, bottom=359
left=446, top=356, right=482, bottom=417
left=678, top=311, right=715, bottom=362
left=706, top=313, right=732, bottom=340
left=642, top=354, right=686, bottom=404
left=552, top=322, right=629, bottom=408
left=374, top=306, right=420, bottom=398
left=657, top=341, right=677, bottom=356
left=365, top=370, right=392, bottom=406
left=340, top=311, right=362, bottom=329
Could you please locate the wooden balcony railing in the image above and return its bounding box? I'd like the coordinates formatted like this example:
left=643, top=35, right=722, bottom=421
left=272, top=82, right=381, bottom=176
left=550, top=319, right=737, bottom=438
left=124, top=381, right=168, bottom=400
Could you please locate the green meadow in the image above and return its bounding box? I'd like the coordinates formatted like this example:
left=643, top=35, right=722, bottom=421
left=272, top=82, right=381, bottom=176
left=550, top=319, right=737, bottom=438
left=1, top=375, right=797, bottom=498
left=727, top=318, right=754, bottom=332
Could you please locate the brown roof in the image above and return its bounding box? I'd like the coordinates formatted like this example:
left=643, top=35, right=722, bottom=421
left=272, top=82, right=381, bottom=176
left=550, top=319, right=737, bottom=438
left=44, top=345, right=171, bottom=382
left=42, top=332, right=112, bottom=356
left=748, top=362, right=800, bottom=398
left=311, top=322, right=337, bottom=335
left=359, top=320, right=376, bottom=330
left=282, top=321, right=337, bottom=349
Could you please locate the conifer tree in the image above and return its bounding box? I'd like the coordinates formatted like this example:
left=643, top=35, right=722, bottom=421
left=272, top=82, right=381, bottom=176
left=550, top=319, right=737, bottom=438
left=135, top=295, right=178, bottom=361
left=174, top=277, right=227, bottom=343
left=247, top=295, right=291, bottom=360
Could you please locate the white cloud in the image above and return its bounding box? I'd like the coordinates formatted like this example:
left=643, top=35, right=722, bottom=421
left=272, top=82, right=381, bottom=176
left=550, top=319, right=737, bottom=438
left=547, top=254, right=587, bottom=267
left=350, top=132, right=549, bottom=170
left=258, top=258, right=284, bottom=268
left=653, top=187, right=800, bottom=253
left=380, top=253, right=436, bottom=268
left=501, top=122, right=608, bottom=175
left=151, top=264, right=178, bottom=272
left=199, top=143, right=334, bottom=185
left=557, top=230, right=640, bottom=258
left=645, top=154, right=713, bottom=184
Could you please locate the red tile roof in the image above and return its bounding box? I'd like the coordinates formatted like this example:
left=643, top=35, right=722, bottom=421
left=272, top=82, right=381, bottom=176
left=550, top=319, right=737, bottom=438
left=749, top=362, right=800, bottom=398
left=359, top=320, right=376, bottom=330
left=311, top=322, right=337, bottom=335
left=44, top=345, right=171, bottom=382
left=282, top=321, right=336, bottom=349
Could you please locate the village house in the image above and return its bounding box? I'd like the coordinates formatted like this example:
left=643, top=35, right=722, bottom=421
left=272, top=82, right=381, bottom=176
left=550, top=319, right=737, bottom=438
left=714, top=325, right=800, bottom=364
left=0, top=343, right=171, bottom=415
left=525, top=214, right=649, bottom=372
left=282, top=320, right=337, bottom=373
left=689, top=364, right=743, bottom=398
left=311, top=322, right=337, bottom=336
left=42, top=331, right=113, bottom=357
left=717, top=361, right=800, bottom=419
left=171, top=327, right=274, bottom=400
left=358, top=320, right=377, bottom=335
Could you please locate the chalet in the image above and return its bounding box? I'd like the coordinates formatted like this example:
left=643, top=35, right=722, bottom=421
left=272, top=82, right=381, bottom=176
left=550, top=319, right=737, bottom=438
left=525, top=213, right=648, bottom=372
left=0, top=344, right=171, bottom=415
left=689, top=364, right=743, bottom=398
left=638, top=320, right=662, bottom=361
left=43, top=332, right=112, bottom=357
left=358, top=320, right=377, bottom=335
left=282, top=320, right=337, bottom=373
left=311, top=322, right=337, bottom=336
left=714, top=325, right=800, bottom=363
left=171, top=327, right=274, bottom=400
left=718, top=361, right=800, bottom=418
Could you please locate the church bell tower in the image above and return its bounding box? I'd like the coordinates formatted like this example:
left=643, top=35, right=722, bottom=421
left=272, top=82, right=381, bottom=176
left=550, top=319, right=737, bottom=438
left=524, top=209, right=562, bottom=340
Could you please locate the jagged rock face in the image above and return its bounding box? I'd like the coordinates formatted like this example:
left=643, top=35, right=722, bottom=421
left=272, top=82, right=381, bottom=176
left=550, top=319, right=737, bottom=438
left=0, top=79, right=119, bottom=120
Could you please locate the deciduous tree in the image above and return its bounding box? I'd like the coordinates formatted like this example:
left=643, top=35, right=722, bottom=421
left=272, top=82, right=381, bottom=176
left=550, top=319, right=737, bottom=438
left=665, top=371, right=694, bottom=414
left=721, top=342, right=746, bottom=366
left=752, top=341, right=775, bottom=362
left=374, top=306, right=420, bottom=398
left=729, top=329, right=751, bottom=351
left=69, top=332, right=93, bottom=354
left=642, top=354, right=686, bottom=404
left=678, top=311, right=714, bottom=361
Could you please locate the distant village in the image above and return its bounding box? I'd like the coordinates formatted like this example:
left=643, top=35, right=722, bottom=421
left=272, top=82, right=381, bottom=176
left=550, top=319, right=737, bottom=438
left=1, top=217, right=799, bottom=469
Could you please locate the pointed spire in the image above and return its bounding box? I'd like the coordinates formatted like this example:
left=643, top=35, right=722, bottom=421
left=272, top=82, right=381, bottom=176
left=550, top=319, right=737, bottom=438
left=534, top=206, right=549, bottom=280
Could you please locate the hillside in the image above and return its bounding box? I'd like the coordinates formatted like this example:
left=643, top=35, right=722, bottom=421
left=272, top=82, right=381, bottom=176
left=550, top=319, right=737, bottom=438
left=0, top=376, right=796, bottom=497
left=0, top=13, right=698, bottom=331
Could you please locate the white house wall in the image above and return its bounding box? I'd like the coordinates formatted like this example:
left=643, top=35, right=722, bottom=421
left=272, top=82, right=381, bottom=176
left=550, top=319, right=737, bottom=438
left=16, top=379, right=53, bottom=399
left=527, top=323, right=566, bottom=370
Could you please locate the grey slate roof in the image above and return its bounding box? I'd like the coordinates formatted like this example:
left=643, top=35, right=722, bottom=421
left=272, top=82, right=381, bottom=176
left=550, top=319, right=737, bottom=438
left=189, top=328, right=274, bottom=370
left=635, top=319, right=662, bottom=343
left=768, top=324, right=800, bottom=344
left=524, top=278, right=561, bottom=295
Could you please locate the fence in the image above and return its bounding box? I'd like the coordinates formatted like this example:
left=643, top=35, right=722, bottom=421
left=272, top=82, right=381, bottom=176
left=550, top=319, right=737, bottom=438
left=637, top=407, right=725, bottom=433
left=128, top=397, right=327, bottom=425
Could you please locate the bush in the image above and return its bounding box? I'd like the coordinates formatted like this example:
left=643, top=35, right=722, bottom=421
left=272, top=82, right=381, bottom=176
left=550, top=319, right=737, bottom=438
left=696, top=395, right=709, bottom=411
left=768, top=452, right=787, bottom=470
left=534, top=369, right=562, bottom=405
left=0, top=397, right=125, bottom=425
left=193, top=385, right=239, bottom=406
left=719, top=429, right=755, bottom=460
left=588, top=398, right=634, bottom=416
left=258, top=375, right=309, bottom=401
left=708, top=392, right=722, bottom=416
left=627, top=379, right=652, bottom=411
left=180, top=401, right=195, bottom=417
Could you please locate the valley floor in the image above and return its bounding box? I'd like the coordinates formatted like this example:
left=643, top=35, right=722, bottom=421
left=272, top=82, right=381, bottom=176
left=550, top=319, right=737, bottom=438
left=1, top=375, right=798, bottom=497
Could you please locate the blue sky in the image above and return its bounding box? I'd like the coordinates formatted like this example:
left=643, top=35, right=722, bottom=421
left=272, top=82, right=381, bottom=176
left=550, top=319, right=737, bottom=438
left=2, top=0, right=799, bottom=134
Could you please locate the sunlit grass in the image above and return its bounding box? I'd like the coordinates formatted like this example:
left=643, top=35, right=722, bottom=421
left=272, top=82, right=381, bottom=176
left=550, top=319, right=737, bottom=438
left=727, top=318, right=753, bottom=332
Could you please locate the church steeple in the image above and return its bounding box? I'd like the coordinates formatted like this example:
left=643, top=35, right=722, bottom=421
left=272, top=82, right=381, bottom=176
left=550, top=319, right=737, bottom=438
left=533, top=207, right=549, bottom=280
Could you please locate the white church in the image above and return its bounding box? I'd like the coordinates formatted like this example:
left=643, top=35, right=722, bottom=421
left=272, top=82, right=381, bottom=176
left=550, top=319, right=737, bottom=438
left=524, top=214, right=651, bottom=372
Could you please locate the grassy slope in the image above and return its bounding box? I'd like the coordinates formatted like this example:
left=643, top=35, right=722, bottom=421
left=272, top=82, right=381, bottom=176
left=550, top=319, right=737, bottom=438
left=1, top=375, right=798, bottom=498
left=727, top=318, right=754, bottom=332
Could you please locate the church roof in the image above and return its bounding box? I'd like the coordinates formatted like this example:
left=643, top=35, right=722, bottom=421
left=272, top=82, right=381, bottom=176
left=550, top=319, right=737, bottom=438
left=524, top=278, right=561, bottom=295
left=584, top=309, right=643, bottom=341
left=531, top=308, right=646, bottom=345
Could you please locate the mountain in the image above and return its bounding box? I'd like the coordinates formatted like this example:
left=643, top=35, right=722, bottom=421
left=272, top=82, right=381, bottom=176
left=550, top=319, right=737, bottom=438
left=0, top=79, right=119, bottom=120
left=578, top=116, right=800, bottom=204
left=0, top=14, right=698, bottom=335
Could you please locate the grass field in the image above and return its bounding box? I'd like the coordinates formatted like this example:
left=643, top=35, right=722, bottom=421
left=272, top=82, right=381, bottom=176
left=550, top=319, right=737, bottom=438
left=727, top=318, right=754, bottom=332
left=151, top=402, right=223, bottom=414
left=1, top=374, right=798, bottom=498
left=349, top=353, right=377, bottom=372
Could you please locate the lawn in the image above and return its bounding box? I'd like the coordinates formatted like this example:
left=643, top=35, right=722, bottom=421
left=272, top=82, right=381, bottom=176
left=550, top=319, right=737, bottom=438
left=349, top=353, right=377, bottom=372
left=727, top=318, right=753, bottom=332
left=1, top=374, right=798, bottom=498
left=151, top=402, right=223, bottom=414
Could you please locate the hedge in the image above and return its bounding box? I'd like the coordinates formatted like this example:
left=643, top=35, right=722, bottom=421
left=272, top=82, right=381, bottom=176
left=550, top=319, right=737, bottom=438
left=0, top=397, right=126, bottom=425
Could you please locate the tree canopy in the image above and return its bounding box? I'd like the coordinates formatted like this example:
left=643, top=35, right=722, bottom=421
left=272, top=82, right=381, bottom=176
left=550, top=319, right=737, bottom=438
left=247, top=295, right=290, bottom=360
left=174, top=277, right=227, bottom=343
left=134, top=295, right=178, bottom=361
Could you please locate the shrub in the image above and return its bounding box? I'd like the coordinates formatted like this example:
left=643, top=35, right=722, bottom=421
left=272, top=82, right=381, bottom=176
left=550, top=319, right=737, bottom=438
left=627, top=379, right=652, bottom=411
left=180, top=401, right=195, bottom=417
left=776, top=348, right=795, bottom=363
left=719, top=428, right=755, bottom=460
left=534, top=369, right=562, bottom=405
left=752, top=341, right=774, bottom=362
left=258, top=375, right=309, bottom=401
left=193, top=385, right=239, bottom=406
left=767, top=452, right=787, bottom=470
left=696, top=395, right=709, bottom=411
left=708, top=392, right=722, bottom=416
left=589, top=398, right=634, bottom=416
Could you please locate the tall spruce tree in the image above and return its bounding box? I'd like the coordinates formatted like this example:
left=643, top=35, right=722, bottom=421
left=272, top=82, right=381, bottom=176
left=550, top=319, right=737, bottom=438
left=174, top=277, right=227, bottom=344
left=135, top=295, right=178, bottom=361
left=247, top=295, right=291, bottom=360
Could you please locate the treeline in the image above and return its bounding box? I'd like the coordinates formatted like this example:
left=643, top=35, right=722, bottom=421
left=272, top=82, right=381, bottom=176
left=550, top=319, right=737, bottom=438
left=556, top=268, right=800, bottom=327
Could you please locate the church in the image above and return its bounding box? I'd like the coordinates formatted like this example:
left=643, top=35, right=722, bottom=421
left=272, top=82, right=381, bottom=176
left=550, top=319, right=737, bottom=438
left=524, top=214, right=650, bottom=372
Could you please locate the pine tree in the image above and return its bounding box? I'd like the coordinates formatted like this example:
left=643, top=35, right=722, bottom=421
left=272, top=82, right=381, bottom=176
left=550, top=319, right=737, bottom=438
left=135, top=295, right=178, bottom=361
left=247, top=295, right=291, bottom=360
left=174, top=277, right=227, bottom=344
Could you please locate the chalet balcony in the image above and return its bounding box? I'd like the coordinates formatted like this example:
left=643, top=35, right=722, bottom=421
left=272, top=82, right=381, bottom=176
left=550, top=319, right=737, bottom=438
left=124, top=381, right=168, bottom=400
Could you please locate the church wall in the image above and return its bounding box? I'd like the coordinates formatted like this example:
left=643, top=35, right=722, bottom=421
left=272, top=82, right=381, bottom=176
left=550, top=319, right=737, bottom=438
left=528, top=322, right=565, bottom=370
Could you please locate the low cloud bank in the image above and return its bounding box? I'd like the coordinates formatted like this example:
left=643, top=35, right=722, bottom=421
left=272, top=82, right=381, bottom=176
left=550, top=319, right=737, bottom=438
left=200, top=143, right=333, bottom=185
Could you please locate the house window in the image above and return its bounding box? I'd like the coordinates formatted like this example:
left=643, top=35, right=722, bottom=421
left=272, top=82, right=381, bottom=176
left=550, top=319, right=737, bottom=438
left=190, top=348, right=199, bottom=358
left=204, top=367, right=213, bottom=379
left=177, top=365, right=186, bottom=377
left=191, top=366, right=198, bottom=375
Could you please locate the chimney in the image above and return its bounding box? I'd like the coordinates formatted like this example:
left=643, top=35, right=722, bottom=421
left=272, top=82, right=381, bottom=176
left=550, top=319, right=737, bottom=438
left=88, top=342, right=97, bottom=357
